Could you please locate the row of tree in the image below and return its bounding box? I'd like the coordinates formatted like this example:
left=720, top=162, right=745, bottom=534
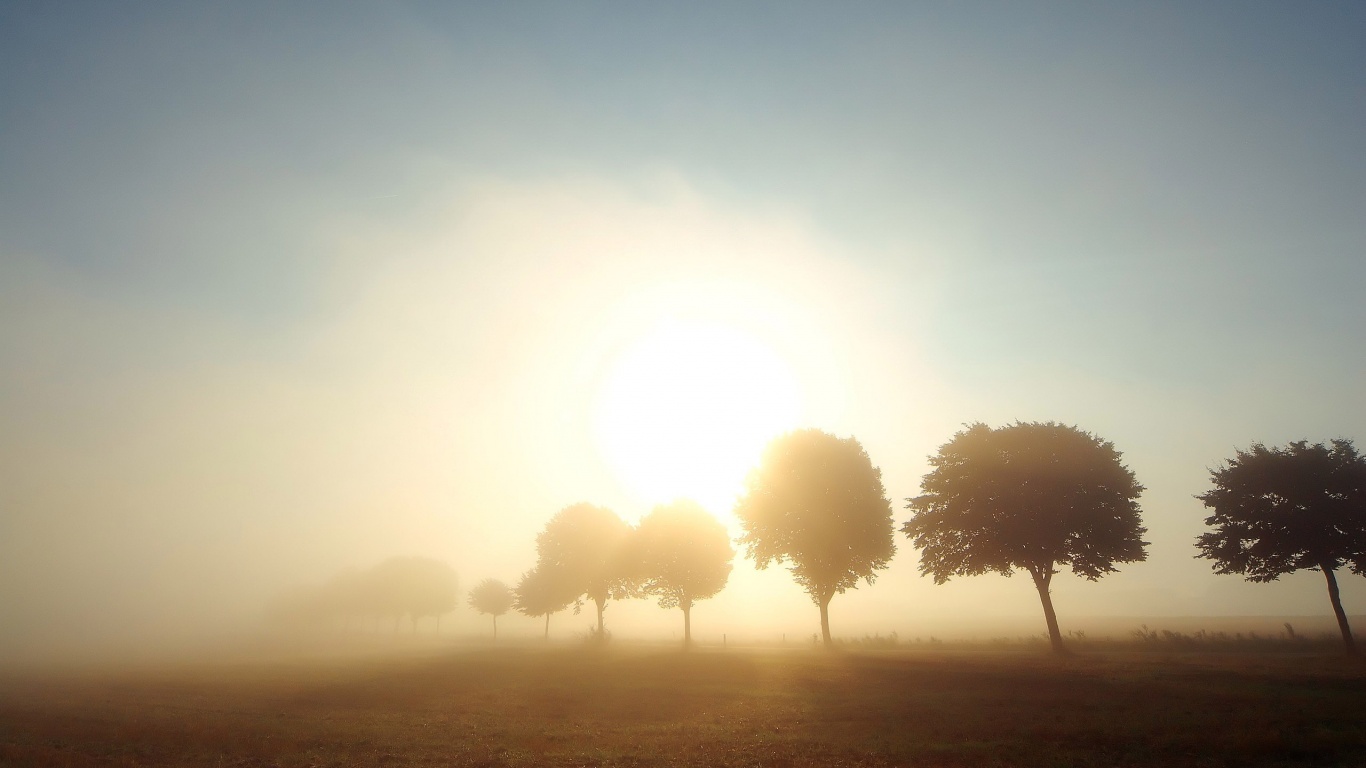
left=269, top=556, right=458, bottom=631
left=275, top=424, right=1364, bottom=657
left=500, top=424, right=1363, bottom=655
left=468, top=500, right=734, bottom=644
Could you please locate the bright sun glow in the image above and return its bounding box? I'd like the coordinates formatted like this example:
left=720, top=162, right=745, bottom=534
left=592, top=319, right=802, bottom=520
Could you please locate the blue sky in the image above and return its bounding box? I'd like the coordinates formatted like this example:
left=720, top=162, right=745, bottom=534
left=2, top=2, right=1364, bottom=656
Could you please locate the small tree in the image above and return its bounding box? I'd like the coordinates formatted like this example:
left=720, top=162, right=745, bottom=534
left=533, top=503, right=636, bottom=637
left=903, top=422, right=1147, bottom=653
left=734, top=429, right=895, bottom=647
left=467, top=578, right=514, bottom=639
left=634, top=499, right=733, bottom=646
left=513, top=566, right=575, bottom=639
left=1197, top=439, right=1366, bottom=654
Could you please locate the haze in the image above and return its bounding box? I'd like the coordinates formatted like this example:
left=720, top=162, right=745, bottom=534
left=2, top=2, right=1364, bottom=663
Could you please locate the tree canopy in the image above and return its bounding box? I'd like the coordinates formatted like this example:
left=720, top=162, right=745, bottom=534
left=268, top=556, right=458, bottom=633
left=533, top=502, right=637, bottom=637
left=903, top=422, right=1147, bottom=652
left=1196, top=439, right=1366, bottom=654
left=633, top=499, right=733, bottom=645
left=467, top=577, right=514, bottom=638
left=370, top=556, right=460, bottom=627
left=734, top=429, right=895, bottom=646
left=513, top=566, right=576, bottom=639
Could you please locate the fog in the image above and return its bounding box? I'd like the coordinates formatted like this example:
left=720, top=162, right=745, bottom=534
left=2, top=3, right=1364, bottom=664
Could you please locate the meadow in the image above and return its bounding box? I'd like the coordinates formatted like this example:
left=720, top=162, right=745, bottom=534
left=2, top=642, right=1364, bottom=767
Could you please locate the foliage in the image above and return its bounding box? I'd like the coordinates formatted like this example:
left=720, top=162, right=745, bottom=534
left=269, top=556, right=458, bottom=630
left=1196, top=439, right=1366, bottom=653
left=903, top=421, right=1147, bottom=652
left=582, top=626, right=613, bottom=646
left=513, top=566, right=575, bottom=619
left=467, top=577, right=514, bottom=618
left=734, top=429, right=895, bottom=644
left=369, top=556, right=460, bottom=620
left=1127, top=624, right=1336, bottom=652
left=1196, top=439, right=1366, bottom=580
left=533, top=503, right=637, bottom=631
left=904, top=422, right=1148, bottom=582
left=633, top=499, right=733, bottom=611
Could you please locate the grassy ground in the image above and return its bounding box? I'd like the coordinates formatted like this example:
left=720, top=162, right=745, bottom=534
left=2, top=645, right=1364, bottom=767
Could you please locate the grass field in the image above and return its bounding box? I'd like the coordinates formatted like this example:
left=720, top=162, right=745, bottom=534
left=3, top=644, right=1364, bottom=767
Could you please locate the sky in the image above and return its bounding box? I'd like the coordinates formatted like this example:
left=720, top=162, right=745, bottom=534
left=2, top=1, right=1364, bottom=659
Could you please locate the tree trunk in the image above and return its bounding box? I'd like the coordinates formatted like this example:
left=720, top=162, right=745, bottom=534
left=595, top=597, right=606, bottom=636
left=493, top=614, right=498, bottom=640
left=1322, top=563, right=1357, bottom=655
left=818, top=594, right=833, bottom=649
left=682, top=601, right=692, bottom=648
left=544, top=612, right=550, bottom=640
left=1030, top=568, right=1065, bottom=653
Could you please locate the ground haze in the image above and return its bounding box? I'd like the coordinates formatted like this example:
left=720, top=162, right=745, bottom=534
left=3, top=644, right=1363, bottom=767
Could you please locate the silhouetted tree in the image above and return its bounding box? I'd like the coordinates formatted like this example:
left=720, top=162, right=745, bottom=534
left=268, top=557, right=457, bottom=633
left=467, top=578, right=514, bottom=639
left=1197, top=439, right=1366, bottom=654
left=903, top=422, right=1147, bottom=653
left=404, top=558, right=460, bottom=632
left=513, top=566, right=575, bottom=639
left=734, top=429, right=895, bottom=647
left=533, top=503, right=637, bottom=637
left=371, top=556, right=459, bottom=633
left=633, top=499, right=733, bottom=646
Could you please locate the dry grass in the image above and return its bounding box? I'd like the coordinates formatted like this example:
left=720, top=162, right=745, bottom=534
left=2, top=644, right=1364, bottom=767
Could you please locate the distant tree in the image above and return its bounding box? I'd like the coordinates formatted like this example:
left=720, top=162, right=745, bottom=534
left=370, top=556, right=459, bottom=633
left=633, top=499, right=734, bottom=646
left=467, top=578, right=514, bottom=639
left=533, top=503, right=637, bottom=637
left=366, top=557, right=411, bottom=631
left=903, top=422, right=1147, bottom=654
left=1197, top=439, right=1366, bottom=655
left=513, top=566, right=575, bottom=639
left=734, top=429, right=895, bottom=648
left=403, top=558, right=460, bottom=632
left=268, top=558, right=457, bottom=634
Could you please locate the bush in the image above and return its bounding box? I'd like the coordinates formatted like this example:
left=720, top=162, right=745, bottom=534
left=583, top=626, right=613, bottom=646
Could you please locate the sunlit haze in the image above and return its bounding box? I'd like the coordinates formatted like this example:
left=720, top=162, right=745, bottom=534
left=1, top=2, right=1364, bottom=662
left=595, top=315, right=803, bottom=517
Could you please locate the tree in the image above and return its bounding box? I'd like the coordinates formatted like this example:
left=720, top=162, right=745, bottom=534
left=467, top=578, right=514, bottom=638
left=1196, top=439, right=1366, bottom=655
left=633, top=499, right=734, bottom=646
left=513, top=566, right=575, bottom=639
left=734, top=429, right=895, bottom=647
left=533, top=503, right=636, bottom=637
left=903, top=422, right=1147, bottom=653
left=395, top=557, right=459, bottom=633
left=265, top=557, right=458, bottom=634
left=369, top=556, right=459, bottom=633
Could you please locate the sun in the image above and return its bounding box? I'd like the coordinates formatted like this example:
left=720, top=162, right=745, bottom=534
left=591, top=318, right=802, bottom=521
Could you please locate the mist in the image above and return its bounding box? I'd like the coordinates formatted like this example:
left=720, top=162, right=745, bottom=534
left=3, top=2, right=1365, bottom=667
